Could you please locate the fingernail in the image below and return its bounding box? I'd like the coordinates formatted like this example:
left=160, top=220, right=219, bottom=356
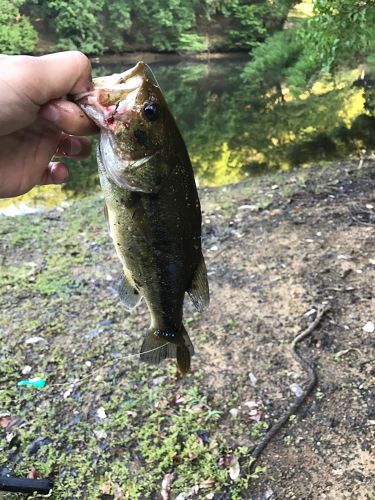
left=68, top=137, right=82, bottom=155
left=40, top=103, right=60, bottom=122
left=50, top=163, right=69, bottom=183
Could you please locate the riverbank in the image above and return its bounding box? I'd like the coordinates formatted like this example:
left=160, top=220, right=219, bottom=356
left=89, top=51, right=250, bottom=65
left=0, top=159, right=374, bottom=498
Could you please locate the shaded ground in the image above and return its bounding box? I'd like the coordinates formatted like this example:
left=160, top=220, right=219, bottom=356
left=0, top=159, right=374, bottom=499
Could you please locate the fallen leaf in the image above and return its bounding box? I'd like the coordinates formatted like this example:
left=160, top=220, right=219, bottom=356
left=27, top=467, right=40, bottom=479
left=97, top=407, right=107, bottom=419
left=94, top=429, right=107, bottom=440
left=152, top=376, right=167, bottom=385
left=161, top=473, right=174, bottom=500
left=6, top=432, right=16, bottom=443
left=114, top=482, right=124, bottom=499
left=170, top=393, right=184, bottom=404
left=199, top=478, right=215, bottom=489
left=63, top=386, right=73, bottom=399
left=25, top=336, right=45, bottom=345
left=229, top=456, right=240, bottom=481
left=189, top=485, right=200, bottom=495
left=248, top=372, right=257, bottom=386
left=0, top=417, right=12, bottom=429
left=101, top=480, right=111, bottom=494
left=243, top=400, right=263, bottom=421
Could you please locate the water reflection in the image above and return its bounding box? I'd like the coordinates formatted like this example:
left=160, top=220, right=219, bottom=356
left=1, top=59, right=374, bottom=212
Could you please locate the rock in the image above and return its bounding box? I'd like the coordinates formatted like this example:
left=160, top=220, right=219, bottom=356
left=363, top=321, right=374, bottom=333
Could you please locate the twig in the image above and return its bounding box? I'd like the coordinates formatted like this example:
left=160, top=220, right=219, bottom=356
left=249, top=303, right=330, bottom=469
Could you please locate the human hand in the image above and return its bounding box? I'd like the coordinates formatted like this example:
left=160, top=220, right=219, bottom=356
left=0, top=51, right=98, bottom=198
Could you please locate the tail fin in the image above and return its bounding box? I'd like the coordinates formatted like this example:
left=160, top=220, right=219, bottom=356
left=140, top=324, right=194, bottom=374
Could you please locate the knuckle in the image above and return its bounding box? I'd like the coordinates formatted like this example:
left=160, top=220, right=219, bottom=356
left=70, top=51, right=91, bottom=74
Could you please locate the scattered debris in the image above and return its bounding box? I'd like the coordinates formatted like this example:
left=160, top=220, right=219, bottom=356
left=243, top=400, right=263, bottom=421
left=248, top=372, right=257, bottom=386
left=27, top=467, right=40, bottom=480
left=197, top=431, right=210, bottom=446
left=24, top=337, right=45, bottom=345
left=17, top=378, right=46, bottom=389
left=94, top=429, right=107, bottom=440
left=97, top=407, right=107, bottom=419
left=363, top=321, right=374, bottom=333
left=289, top=383, right=304, bottom=398
left=229, top=408, right=239, bottom=418
left=161, top=473, right=175, bottom=500
left=228, top=455, right=240, bottom=481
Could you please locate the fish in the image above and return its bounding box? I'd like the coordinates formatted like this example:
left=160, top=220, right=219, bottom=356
left=75, top=62, right=209, bottom=373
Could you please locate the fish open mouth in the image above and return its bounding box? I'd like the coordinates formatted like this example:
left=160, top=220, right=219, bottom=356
left=73, top=62, right=159, bottom=128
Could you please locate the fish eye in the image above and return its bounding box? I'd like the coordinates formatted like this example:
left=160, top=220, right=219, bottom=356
left=143, top=102, right=158, bottom=121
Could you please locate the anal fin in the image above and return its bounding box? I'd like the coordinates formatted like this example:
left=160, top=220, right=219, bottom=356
left=188, top=255, right=210, bottom=312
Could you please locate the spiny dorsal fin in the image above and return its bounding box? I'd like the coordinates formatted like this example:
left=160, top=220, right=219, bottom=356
left=187, top=255, right=210, bottom=312
left=118, top=274, right=142, bottom=310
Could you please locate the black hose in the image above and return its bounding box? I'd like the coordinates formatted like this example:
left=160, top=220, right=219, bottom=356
left=0, top=475, right=53, bottom=494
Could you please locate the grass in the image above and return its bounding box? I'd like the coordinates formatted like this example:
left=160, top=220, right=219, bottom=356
left=0, top=159, right=370, bottom=498
left=0, top=189, right=272, bottom=499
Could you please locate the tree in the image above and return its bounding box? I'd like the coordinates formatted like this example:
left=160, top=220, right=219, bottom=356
left=0, top=0, right=37, bottom=54
left=306, top=0, right=375, bottom=72
left=47, top=0, right=105, bottom=54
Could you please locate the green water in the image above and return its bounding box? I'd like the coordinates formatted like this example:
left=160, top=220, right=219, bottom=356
left=1, top=59, right=374, bottom=213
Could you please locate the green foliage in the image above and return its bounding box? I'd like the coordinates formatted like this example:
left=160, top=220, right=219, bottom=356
left=128, top=0, right=207, bottom=52
left=242, top=29, right=303, bottom=89
left=9, top=0, right=304, bottom=54
left=306, top=0, right=375, bottom=72
left=0, top=0, right=37, bottom=54
left=103, top=1, right=132, bottom=52
left=178, top=33, right=209, bottom=52
left=47, top=0, right=105, bottom=53
left=227, top=3, right=267, bottom=49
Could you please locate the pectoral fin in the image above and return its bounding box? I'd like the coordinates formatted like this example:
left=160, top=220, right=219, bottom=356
left=187, top=256, right=210, bottom=312
left=118, top=274, right=142, bottom=310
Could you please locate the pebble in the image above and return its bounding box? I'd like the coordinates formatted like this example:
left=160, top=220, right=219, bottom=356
left=363, top=321, right=374, bottom=333
left=289, top=383, right=304, bottom=398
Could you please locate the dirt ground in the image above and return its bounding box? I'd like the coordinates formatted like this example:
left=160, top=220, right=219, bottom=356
left=199, top=159, right=375, bottom=499
left=0, top=159, right=374, bottom=499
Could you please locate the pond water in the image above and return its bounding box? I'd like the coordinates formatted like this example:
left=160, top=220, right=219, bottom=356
left=1, top=58, right=374, bottom=213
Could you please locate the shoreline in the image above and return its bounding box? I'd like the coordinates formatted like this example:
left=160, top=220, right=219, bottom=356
left=89, top=51, right=250, bottom=65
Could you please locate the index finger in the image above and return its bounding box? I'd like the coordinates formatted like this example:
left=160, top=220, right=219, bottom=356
left=32, top=51, right=93, bottom=104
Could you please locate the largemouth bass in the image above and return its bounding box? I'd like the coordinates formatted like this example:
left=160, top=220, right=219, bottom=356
left=75, top=62, right=209, bottom=373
